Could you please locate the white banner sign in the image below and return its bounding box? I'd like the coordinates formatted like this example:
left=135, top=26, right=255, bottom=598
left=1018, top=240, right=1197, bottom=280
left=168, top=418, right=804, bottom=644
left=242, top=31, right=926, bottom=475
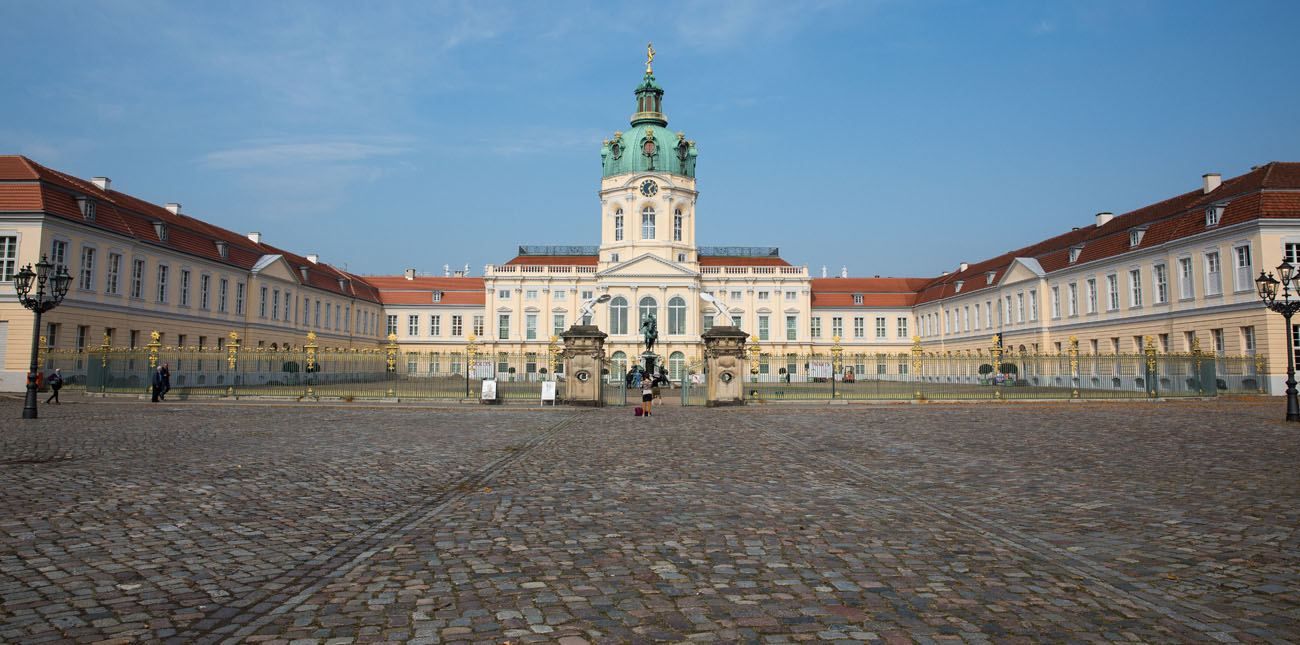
left=480, top=379, right=497, bottom=400
left=471, top=359, right=494, bottom=379
left=808, top=360, right=833, bottom=379
left=541, top=380, right=557, bottom=402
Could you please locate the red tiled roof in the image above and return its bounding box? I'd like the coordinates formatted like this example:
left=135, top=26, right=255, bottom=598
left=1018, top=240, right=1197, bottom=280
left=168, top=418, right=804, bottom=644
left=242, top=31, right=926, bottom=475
left=0, top=155, right=378, bottom=303
left=362, top=276, right=486, bottom=290
left=809, top=278, right=927, bottom=308
left=376, top=291, right=486, bottom=306
left=503, top=255, right=598, bottom=266
left=698, top=256, right=790, bottom=267
left=811, top=292, right=917, bottom=308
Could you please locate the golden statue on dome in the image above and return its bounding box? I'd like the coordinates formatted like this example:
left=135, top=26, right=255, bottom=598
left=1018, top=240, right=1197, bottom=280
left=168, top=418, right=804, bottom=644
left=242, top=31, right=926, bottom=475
left=646, top=41, right=655, bottom=74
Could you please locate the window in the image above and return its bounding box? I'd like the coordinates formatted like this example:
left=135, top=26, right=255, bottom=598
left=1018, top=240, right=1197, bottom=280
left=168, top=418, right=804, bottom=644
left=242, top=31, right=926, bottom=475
left=1129, top=269, right=1143, bottom=307
left=98, top=251, right=121, bottom=295
left=702, top=314, right=714, bottom=332
left=235, top=282, right=244, bottom=314
left=677, top=253, right=686, bottom=262
left=406, top=314, right=419, bottom=336
left=1179, top=258, right=1194, bottom=299
left=610, top=253, right=619, bottom=263
left=673, top=209, right=682, bottom=241
left=1242, top=326, right=1256, bottom=353
left=831, top=316, right=843, bottom=338
left=1069, top=247, right=1082, bottom=263
left=452, top=315, right=464, bottom=337
left=641, top=206, right=655, bottom=239
left=200, top=275, right=210, bottom=309
left=1051, top=286, right=1061, bottom=318
left=180, top=270, right=191, bottom=306
left=431, top=314, right=441, bottom=336
left=472, top=315, right=485, bottom=336
left=1233, top=245, right=1252, bottom=292
left=218, top=278, right=228, bottom=312
left=129, top=259, right=144, bottom=298
left=1015, top=293, right=1024, bottom=323
left=1159, top=333, right=1169, bottom=353
left=875, top=316, right=886, bottom=339
left=853, top=294, right=863, bottom=305
left=609, top=296, right=628, bottom=334
left=259, top=286, right=268, bottom=317
left=526, top=289, right=537, bottom=299
left=853, top=316, right=865, bottom=338
left=498, top=289, right=510, bottom=299
left=554, top=290, right=566, bottom=301
left=1067, top=283, right=1078, bottom=316
left=385, top=314, right=397, bottom=336
left=896, top=318, right=908, bottom=338
left=974, top=303, right=981, bottom=329
left=787, top=315, right=797, bottom=340
left=785, top=291, right=797, bottom=301
left=1153, top=264, right=1168, bottom=304
left=1206, top=204, right=1223, bottom=227
left=1205, top=251, right=1222, bottom=296
left=498, top=314, right=510, bottom=340
left=985, top=301, right=992, bottom=328
left=314, top=300, right=321, bottom=327
left=811, top=317, right=822, bottom=338
left=758, top=291, right=770, bottom=301
left=669, top=351, right=685, bottom=381
left=432, top=290, right=442, bottom=303
left=157, top=265, right=169, bottom=303
left=668, top=296, right=686, bottom=334
left=1129, top=229, right=1145, bottom=247
left=525, top=314, right=537, bottom=340
left=1085, top=280, right=1096, bottom=314
left=730, top=290, right=742, bottom=300
left=638, top=296, right=657, bottom=327
left=614, top=209, right=624, bottom=241
left=553, top=313, right=565, bottom=336
left=1106, top=274, right=1119, bottom=311
left=50, top=239, right=67, bottom=270
left=79, top=246, right=95, bottom=290
left=1287, top=242, right=1300, bottom=264
left=1211, top=328, right=1224, bottom=354
left=758, top=315, right=770, bottom=340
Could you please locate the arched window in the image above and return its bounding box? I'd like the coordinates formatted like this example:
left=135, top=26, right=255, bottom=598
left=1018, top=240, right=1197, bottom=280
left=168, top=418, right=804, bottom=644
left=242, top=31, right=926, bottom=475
left=609, top=296, right=628, bottom=335
left=642, top=206, right=656, bottom=239
left=614, top=209, right=624, bottom=241
left=638, top=296, right=657, bottom=328
left=673, top=209, right=683, bottom=242
left=669, top=351, right=685, bottom=381
left=610, top=351, right=627, bottom=381
left=668, top=296, right=686, bottom=334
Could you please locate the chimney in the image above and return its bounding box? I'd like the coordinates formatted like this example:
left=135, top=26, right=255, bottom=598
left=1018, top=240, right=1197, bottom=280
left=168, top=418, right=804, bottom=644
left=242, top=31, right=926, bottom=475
left=1202, top=173, right=1221, bottom=194
left=306, top=254, right=319, bottom=264
left=164, top=202, right=181, bottom=215
left=247, top=231, right=262, bottom=244
left=840, top=266, right=848, bottom=279
left=453, top=269, right=466, bottom=278
left=958, top=261, right=969, bottom=272
left=820, top=265, right=827, bottom=278
left=91, top=177, right=110, bottom=191
left=463, top=263, right=470, bottom=276
left=1095, top=211, right=1114, bottom=227
left=403, top=268, right=416, bottom=280
left=443, top=264, right=450, bottom=277
left=299, top=266, right=309, bottom=281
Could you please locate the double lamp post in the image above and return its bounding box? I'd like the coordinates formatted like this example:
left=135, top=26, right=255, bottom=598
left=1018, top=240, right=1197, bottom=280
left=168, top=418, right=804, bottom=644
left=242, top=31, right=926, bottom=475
left=1256, top=261, right=1300, bottom=422
left=14, top=254, right=72, bottom=419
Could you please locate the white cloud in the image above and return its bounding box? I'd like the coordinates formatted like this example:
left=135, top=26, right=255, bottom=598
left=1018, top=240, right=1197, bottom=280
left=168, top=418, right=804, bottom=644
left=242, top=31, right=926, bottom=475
left=200, top=139, right=412, bottom=169
left=1032, top=19, right=1057, bottom=35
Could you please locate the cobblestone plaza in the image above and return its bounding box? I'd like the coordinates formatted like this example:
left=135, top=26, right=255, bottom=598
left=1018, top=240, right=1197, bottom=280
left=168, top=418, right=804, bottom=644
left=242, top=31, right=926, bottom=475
left=1, top=399, right=1297, bottom=643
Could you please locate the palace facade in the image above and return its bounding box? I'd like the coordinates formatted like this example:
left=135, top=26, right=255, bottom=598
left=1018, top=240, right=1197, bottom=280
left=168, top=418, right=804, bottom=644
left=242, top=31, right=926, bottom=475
left=2, top=59, right=1299, bottom=391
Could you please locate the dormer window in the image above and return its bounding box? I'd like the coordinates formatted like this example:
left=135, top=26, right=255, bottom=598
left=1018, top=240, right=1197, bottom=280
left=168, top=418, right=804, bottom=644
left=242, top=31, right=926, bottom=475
left=853, top=294, right=863, bottom=305
left=1129, top=228, right=1146, bottom=248
left=954, top=280, right=964, bottom=293
left=1205, top=203, right=1225, bottom=227
left=215, top=241, right=228, bottom=259
left=1069, top=246, right=1083, bottom=264
left=986, top=271, right=997, bottom=285
left=75, top=195, right=96, bottom=221
left=153, top=221, right=168, bottom=242
left=432, top=290, right=442, bottom=303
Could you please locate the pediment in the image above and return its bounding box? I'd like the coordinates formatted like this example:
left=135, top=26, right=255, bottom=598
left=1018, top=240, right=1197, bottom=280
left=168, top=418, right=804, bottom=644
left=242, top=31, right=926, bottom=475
left=250, top=254, right=299, bottom=283
left=999, top=258, right=1046, bottom=286
left=597, top=253, right=698, bottom=278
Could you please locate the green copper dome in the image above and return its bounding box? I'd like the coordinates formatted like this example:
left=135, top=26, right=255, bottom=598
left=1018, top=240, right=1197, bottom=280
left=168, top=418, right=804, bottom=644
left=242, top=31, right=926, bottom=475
left=601, top=70, right=698, bottom=178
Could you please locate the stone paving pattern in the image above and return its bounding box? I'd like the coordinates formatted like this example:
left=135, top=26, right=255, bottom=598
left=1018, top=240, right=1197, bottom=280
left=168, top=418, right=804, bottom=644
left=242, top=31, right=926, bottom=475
left=0, top=397, right=1296, bottom=643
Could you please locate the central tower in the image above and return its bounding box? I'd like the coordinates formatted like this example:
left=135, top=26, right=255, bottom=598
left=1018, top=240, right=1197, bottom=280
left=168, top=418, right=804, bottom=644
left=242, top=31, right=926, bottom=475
left=597, top=44, right=699, bottom=269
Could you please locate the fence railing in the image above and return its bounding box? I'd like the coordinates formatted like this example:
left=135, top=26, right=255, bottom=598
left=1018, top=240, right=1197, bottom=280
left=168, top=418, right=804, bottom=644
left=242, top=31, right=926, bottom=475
left=35, top=347, right=1266, bottom=404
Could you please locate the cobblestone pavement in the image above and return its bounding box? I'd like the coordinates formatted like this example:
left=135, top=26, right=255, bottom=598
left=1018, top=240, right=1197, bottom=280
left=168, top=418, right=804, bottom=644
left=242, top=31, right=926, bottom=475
left=0, top=398, right=1296, bottom=644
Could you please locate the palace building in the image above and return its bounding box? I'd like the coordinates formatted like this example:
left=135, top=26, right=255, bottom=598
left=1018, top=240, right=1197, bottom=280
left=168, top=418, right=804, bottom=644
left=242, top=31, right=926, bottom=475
left=2, top=54, right=1299, bottom=391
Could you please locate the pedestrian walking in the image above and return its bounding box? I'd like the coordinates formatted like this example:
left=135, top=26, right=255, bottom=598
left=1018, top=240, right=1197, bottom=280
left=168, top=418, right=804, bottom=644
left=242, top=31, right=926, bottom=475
left=151, top=366, right=164, bottom=402
left=45, top=368, right=63, bottom=404
left=641, top=377, right=654, bottom=416
left=160, top=363, right=172, bottom=400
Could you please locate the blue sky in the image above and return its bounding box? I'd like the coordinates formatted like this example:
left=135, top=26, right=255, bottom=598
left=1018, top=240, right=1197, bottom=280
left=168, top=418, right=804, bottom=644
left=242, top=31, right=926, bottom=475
left=2, top=0, right=1298, bottom=278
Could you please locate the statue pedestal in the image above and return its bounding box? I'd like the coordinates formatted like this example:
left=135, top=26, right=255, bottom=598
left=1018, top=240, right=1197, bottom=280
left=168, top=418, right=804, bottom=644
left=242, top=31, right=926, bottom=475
left=561, top=325, right=607, bottom=407
left=702, top=326, right=748, bottom=407
left=641, top=351, right=659, bottom=377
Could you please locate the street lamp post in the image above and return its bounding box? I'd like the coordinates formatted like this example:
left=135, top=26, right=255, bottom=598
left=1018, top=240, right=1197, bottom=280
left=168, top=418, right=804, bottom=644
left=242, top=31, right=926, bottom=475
left=14, top=254, right=73, bottom=419
left=1256, top=263, right=1300, bottom=421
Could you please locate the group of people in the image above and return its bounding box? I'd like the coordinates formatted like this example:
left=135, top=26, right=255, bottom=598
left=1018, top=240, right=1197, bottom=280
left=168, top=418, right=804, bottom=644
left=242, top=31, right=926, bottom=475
left=626, top=365, right=670, bottom=416
left=151, top=363, right=172, bottom=402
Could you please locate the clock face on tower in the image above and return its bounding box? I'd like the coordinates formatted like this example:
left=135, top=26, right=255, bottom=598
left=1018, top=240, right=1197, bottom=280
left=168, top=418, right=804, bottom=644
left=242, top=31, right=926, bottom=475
left=639, top=180, right=658, bottom=197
